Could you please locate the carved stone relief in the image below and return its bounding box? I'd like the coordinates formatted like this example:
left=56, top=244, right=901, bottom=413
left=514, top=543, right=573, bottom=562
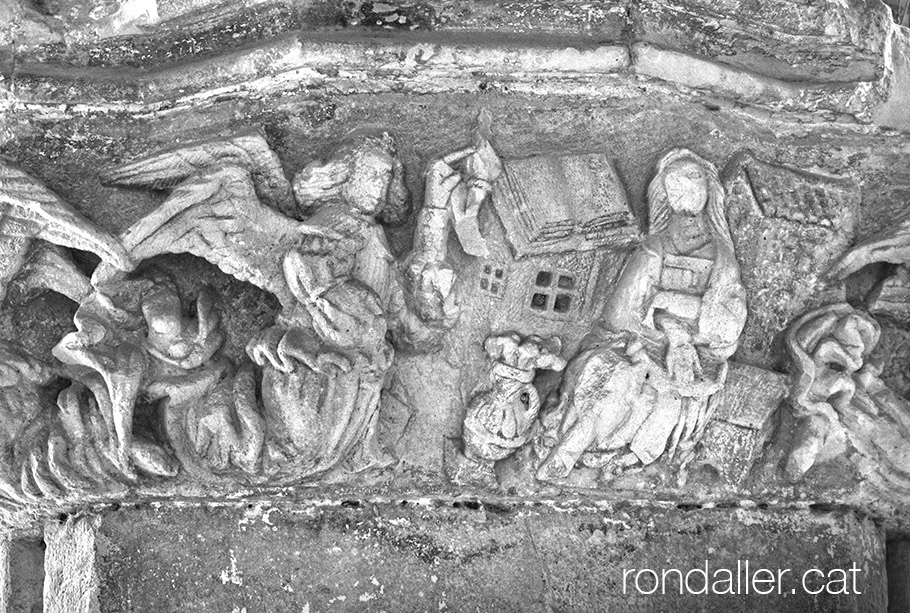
left=534, top=149, right=748, bottom=485
left=1, top=111, right=910, bottom=537
left=723, top=152, right=861, bottom=367
left=0, top=126, right=509, bottom=505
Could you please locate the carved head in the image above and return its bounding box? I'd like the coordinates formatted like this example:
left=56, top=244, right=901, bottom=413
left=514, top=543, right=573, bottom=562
left=647, top=149, right=733, bottom=249
left=787, top=305, right=881, bottom=411
left=292, top=131, right=410, bottom=225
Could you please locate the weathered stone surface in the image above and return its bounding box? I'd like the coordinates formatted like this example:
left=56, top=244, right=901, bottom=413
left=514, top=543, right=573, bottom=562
left=692, top=362, right=788, bottom=486
left=887, top=539, right=910, bottom=613
left=0, top=538, right=43, bottom=613
left=635, top=0, right=893, bottom=83
left=38, top=503, right=887, bottom=613
left=723, top=152, right=860, bottom=367
left=2, top=0, right=910, bottom=609
left=43, top=517, right=101, bottom=613
left=1, top=0, right=901, bottom=126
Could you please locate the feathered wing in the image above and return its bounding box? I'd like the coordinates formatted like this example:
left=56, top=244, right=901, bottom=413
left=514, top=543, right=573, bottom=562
left=100, top=127, right=295, bottom=217
left=0, top=161, right=133, bottom=302
left=829, top=216, right=910, bottom=279
left=119, top=165, right=338, bottom=309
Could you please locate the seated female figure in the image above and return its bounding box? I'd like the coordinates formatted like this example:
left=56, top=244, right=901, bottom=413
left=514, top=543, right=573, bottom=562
left=536, top=149, right=748, bottom=481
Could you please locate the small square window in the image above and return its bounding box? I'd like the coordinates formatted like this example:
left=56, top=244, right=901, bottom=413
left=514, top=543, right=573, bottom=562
left=535, top=271, right=552, bottom=287
left=553, top=294, right=572, bottom=313
left=557, top=275, right=575, bottom=289
left=479, top=261, right=507, bottom=298
left=531, top=293, right=548, bottom=310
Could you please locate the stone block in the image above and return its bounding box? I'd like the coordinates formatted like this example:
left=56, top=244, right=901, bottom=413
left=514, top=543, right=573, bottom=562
left=37, top=503, right=887, bottom=613
left=694, top=362, right=788, bottom=485
left=0, top=538, right=43, bottom=613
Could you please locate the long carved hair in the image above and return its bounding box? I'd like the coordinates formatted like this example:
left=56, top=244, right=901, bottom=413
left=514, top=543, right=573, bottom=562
left=646, top=148, right=734, bottom=250
left=292, top=130, right=411, bottom=226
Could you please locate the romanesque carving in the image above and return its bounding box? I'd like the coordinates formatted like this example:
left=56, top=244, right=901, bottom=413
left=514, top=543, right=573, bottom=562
left=690, top=362, right=788, bottom=486
left=5, top=120, right=910, bottom=541
left=0, top=126, right=509, bottom=501
left=781, top=304, right=910, bottom=498
left=462, top=333, right=566, bottom=463
left=0, top=162, right=137, bottom=502
left=535, top=149, right=748, bottom=483
left=722, top=152, right=860, bottom=367
left=0, top=162, right=134, bottom=302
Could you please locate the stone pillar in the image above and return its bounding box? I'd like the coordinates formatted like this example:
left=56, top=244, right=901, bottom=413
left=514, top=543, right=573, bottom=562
left=0, top=538, right=44, bottom=613
left=888, top=540, right=910, bottom=613
left=43, top=518, right=101, bottom=613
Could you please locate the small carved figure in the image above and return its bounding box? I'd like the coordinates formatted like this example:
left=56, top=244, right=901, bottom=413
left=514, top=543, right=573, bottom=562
left=92, top=127, right=496, bottom=482
left=782, top=304, right=910, bottom=494
left=462, top=333, right=566, bottom=462
left=249, top=243, right=393, bottom=478
left=536, top=149, right=748, bottom=481
left=41, top=274, right=223, bottom=491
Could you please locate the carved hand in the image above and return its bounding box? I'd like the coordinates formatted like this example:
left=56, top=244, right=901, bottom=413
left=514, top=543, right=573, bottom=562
left=666, top=341, right=702, bottom=385
left=423, top=148, right=475, bottom=211
left=246, top=326, right=351, bottom=374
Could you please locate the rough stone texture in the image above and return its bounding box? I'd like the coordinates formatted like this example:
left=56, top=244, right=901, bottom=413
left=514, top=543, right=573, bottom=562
left=1, top=41, right=910, bottom=527
left=723, top=152, right=860, bottom=367
left=34, top=503, right=886, bottom=612
left=43, top=518, right=101, bottom=613
left=2, top=0, right=910, bottom=609
left=0, top=0, right=901, bottom=123
left=887, top=539, right=910, bottom=613
left=0, top=539, right=43, bottom=613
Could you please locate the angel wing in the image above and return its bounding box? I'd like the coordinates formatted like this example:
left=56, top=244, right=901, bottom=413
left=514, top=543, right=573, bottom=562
left=828, top=214, right=910, bottom=279
left=0, top=161, right=134, bottom=302
left=100, top=127, right=295, bottom=217
left=113, top=164, right=339, bottom=309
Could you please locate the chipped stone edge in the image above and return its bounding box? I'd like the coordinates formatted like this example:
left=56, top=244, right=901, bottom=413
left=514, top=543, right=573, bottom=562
left=1, top=28, right=906, bottom=125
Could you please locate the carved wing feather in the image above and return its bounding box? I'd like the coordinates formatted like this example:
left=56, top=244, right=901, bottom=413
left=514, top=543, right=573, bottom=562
left=121, top=165, right=338, bottom=308
left=0, top=161, right=133, bottom=272
left=100, top=127, right=295, bottom=216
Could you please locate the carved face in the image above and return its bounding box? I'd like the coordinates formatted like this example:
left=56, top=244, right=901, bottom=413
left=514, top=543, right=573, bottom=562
left=342, top=149, right=396, bottom=216
left=807, top=338, right=862, bottom=406
left=800, top=313, right=879, bottom=408
left=663, top=160, right=708, bottom=215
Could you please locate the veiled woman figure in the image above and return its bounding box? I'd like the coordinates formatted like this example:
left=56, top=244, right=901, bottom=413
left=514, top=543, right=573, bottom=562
left=536, top=149, right=747, bottom=481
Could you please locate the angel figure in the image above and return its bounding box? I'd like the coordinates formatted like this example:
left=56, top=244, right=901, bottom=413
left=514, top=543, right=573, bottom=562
left=84, top=127, right=496, bottom=481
